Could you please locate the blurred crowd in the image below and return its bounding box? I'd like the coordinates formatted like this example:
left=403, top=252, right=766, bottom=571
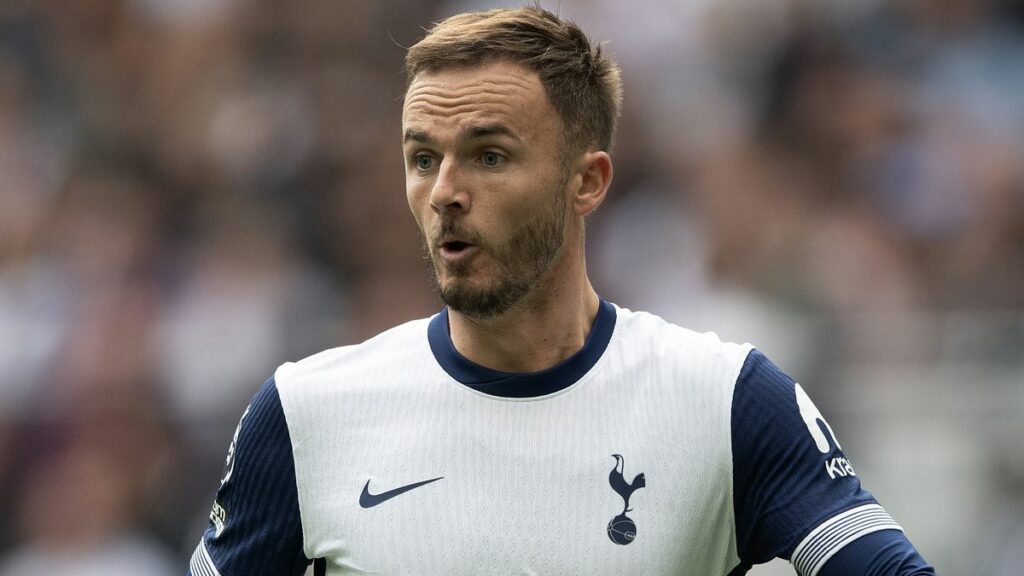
left=0, top=0, right=1021, bottom=574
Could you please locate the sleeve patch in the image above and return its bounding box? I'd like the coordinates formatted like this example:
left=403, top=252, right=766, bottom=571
left=210, top=500, right=227, bottom=538
left=791, top=503, right=903, bottom=576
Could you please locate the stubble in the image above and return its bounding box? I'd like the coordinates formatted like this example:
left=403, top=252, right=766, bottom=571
left=419, top=172, right=569, bottom=320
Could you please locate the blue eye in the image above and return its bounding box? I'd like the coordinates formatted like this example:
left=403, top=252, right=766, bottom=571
left=481, top=151, right=504, bottom=168
left=415, top=155, right=434, bottom=171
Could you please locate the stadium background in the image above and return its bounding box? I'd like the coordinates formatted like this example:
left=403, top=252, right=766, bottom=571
left=1, top=0, right=1022, bottom=573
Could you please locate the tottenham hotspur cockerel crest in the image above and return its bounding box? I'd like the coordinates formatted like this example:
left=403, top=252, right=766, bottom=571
left=607, top=454, right=646, bottom=545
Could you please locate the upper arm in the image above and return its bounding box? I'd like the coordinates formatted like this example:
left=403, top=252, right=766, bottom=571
left=731, top=350, right=933, bottom=575
left=816, top=529, right=935, bottom=576
left=188, top=377, right=311, bottom=576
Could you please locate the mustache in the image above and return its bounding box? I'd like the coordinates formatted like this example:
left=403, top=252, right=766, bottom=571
left=430, top=218, right=486, bottom=249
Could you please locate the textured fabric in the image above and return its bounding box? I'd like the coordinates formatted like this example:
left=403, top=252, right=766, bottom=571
left=189, top=540, right=222, bottom=576
left=188, top=302, right=932, bottom=575
left=791, top=504, right=902, bottom=575
left=729, top=351, right=933, bottom=575
left=188, top=378, right=311, bottom=576
left=730, top=350, right=879, bottom=570
left=817, top=529, right=936, bottom=576
left=275, top=304, right=751, bottom=574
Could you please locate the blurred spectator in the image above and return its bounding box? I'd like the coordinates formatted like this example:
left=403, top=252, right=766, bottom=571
left=0, top=447, right=176, bottom=576
left=1, top=315, right=177, bottom=576
left=157, top=196, right=344, bottom=442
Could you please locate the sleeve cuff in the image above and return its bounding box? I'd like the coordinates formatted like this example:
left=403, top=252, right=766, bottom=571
left=189, top=540, right=224, bottom=576
left=791, top=503, right=903, bottom=576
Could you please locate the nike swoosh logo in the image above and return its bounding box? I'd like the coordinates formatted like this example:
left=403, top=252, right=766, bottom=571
left=359, top=476, right=444, bottom=508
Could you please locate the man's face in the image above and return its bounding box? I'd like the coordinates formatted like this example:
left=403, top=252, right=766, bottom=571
left=403, top=61, right=572, bottom=319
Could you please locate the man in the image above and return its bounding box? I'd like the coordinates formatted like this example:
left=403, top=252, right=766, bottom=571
left=188, top=7, right=935, bottom=575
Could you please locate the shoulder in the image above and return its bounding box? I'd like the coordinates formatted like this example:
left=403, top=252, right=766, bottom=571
left=611, top=303, right=754, bottom=383
left=275, top=316, right=435, bottom=391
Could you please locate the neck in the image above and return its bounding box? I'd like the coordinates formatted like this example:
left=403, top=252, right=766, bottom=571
left=447, top=247, right=600, bottom=373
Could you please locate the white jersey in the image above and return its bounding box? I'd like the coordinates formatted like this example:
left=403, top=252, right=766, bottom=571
left=188, top=301, right=924, bottom=576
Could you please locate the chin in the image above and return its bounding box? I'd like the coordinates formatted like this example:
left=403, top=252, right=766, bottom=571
left=438, top=277, right=531, bottom=320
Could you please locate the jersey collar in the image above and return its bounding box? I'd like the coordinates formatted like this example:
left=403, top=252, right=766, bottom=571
left=427, top=299, right=617, bottom=398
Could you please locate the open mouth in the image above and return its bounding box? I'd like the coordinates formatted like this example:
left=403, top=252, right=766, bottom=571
left=437, top=238, right=478, bottom=262
left=442, top=240, right=471, bottom=253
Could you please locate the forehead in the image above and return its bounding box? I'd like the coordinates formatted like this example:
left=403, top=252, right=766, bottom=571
left=402, top=61, right=558, bottom=141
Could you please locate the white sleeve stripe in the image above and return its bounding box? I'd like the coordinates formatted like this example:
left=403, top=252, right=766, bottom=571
left=799, top=508, right=892, bottom=565
left=791, top=503, right=903, bottom=576
left=189, top=540, right=223, bottom=576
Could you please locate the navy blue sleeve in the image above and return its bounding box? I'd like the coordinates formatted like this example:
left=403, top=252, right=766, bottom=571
left=187, top=377, right=311, bottom=576
left=730, top=350, right=933, bottom=575
left=818, top=530, right=935, bottom=575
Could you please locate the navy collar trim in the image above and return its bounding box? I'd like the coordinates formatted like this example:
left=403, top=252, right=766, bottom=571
left=427, top=299, right=617, bottom=398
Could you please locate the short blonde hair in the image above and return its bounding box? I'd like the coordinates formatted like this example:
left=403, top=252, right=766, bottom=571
left=405, top=6, right=623, bottom=156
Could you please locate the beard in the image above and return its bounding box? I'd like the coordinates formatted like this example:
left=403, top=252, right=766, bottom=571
left=420, top=176, right=568, bottom=320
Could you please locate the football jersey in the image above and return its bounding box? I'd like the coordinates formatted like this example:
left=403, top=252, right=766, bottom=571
left=188, top=300, right=929, bottom=575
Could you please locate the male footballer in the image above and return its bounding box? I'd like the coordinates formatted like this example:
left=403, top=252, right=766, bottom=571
left=188, top=7, right=935, bottom=575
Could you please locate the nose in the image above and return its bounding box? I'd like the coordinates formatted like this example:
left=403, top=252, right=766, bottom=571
left=429, top=158, right=470, bottom=214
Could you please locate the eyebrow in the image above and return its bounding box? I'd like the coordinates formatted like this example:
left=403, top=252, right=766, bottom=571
left=403, top=123, right=520, bottom=145
left=404, top=129, right=430, bottom=144
left=462, top=123, right=518, bottom=141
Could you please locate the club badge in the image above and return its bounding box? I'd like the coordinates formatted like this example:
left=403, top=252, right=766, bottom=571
left=607, top=454, right=646, bottom=545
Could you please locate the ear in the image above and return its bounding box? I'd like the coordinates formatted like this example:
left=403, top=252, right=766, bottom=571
left=573, top=151, right=613, bottom=217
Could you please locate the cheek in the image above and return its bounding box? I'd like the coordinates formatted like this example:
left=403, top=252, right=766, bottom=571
left=406, top=181, right=430, bottom=223
left=500, top=176, right=562, bottom=221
